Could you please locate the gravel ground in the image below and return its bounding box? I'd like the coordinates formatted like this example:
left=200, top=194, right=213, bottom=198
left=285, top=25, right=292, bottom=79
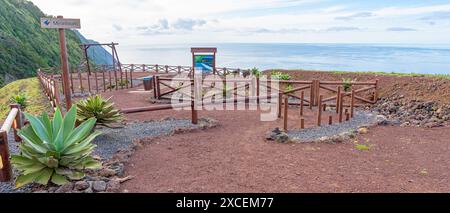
left=93, top=118, right=200, bottom=160
left=0, top=131, right=34, bottom=193
left=288, top=111, right=377, bottom=142
left=0, top=118, right=204, bottom=193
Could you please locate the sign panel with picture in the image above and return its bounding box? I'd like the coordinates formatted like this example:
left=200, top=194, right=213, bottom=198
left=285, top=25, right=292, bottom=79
left=194, top=55, right=214, bottom=73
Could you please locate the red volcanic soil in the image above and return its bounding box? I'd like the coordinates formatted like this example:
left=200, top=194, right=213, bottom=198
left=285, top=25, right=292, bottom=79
left=270, top=70, right=450, bottom=106
left=81, top=70, right=449, bottom=193
left=120, top=108, right=450, bottom=193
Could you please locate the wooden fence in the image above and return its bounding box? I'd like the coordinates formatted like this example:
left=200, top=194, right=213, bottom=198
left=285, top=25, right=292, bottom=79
left=0, top=104, right=23, bottom=182
left=37, top=70, right=62, bottom=111
left=39, top=64, right=252, bottom=96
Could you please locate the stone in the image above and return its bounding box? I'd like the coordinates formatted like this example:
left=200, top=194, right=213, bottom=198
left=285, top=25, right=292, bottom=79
left=74, top=181, right=90, bottom=191
left=48, top=187, right=59, bottom=193
left=84, top=187, right=94, bottom=193
left=376, top=115, right=389, bottom=126
left=55, top=183, right=74, bottom=193
left=424, top=122, right=441, bottom=128
left=99, top=168, right=117, bottom=177
left=92, top=180, right=107, bottom=192
left=106, top=180, right=121, bottom=193
left=357, top=128, right=369, bottom=134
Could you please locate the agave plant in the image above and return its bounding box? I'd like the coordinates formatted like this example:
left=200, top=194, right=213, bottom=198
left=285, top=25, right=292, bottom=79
left=76, top=95, right=123, bottom=127
left=11, top=106, right=102, bottom=187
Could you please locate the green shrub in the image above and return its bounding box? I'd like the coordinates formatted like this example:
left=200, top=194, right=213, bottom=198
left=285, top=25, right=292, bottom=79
left=342, top=78, right=356, bottom=92
left=76, top=95, right=123, bottom=127
left=285, top=84, right=294, bottom=92
left=10, top=93, right=27, bottom=109
left=11, top=106, right=101, bottom=187
left=251, top=67, right=261, bottom=77
left=271, top=72, right=291, bottom=80
left=118, top=80, right=128, bottom=87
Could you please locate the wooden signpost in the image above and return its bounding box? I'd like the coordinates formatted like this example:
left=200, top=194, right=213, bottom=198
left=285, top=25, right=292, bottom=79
left=41, top=16, right=81, bottom=110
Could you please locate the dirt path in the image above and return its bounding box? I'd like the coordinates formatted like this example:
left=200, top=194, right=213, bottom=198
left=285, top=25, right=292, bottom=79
left=121, top=109, right=450, bottom=193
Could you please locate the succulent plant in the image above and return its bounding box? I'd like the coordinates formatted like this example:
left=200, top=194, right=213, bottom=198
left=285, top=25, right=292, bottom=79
left=11, top=106, right=102, bottom=187
left=76, top=95, right=123, bottom=127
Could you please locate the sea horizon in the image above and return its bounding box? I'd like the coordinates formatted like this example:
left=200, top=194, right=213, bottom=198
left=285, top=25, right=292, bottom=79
left=118, top=43, right=450, bottom=75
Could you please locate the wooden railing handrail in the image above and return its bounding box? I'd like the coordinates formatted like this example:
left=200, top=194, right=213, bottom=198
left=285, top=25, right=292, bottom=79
left=0, top=108, right=18, bottom=133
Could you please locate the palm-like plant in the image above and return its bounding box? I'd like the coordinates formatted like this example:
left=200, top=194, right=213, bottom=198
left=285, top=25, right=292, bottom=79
left=76, top=95, right=123, bottom=127
left=11, top=106, right=102, bottom=188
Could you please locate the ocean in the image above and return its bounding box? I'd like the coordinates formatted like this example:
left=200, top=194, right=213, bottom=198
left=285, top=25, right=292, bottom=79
left=120, top=43, right=450, bottom=75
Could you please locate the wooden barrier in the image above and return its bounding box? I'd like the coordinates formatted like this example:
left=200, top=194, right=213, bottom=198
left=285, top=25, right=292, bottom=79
left=37, top=71, right=61, bottom=111
left=0, top=105, right=23, bottom=182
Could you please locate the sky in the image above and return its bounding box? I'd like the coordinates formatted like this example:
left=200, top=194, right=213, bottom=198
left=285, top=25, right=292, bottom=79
left=30, top=0, right=450, bottom=46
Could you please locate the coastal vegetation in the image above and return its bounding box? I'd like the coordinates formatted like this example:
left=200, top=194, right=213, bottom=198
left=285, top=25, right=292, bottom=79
left=0, top=77, right=51, bottom=119
left=76, top=95, right=123, bottom=128
left=11, top=106, right=102, bottom=187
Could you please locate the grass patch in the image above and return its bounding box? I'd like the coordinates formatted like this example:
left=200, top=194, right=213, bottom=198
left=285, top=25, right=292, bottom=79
left=355, top=144, right=371, bottom=151
left=0, top=77, right=52, bottom=120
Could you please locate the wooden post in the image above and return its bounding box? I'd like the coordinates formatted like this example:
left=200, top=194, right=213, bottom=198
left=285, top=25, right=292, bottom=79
left=300, top=91, right=304, bottom=116
left=78, top=69, right=83, bottom=93
left=256, top=77, right=260, bottom=105
left=108, top=69, right=112, bottom=91
left=328, top=115, right=333, bottom=125
left=125, top=68, right=129, bottom=89
left=323, top=103, right=327, bottom=112
left=191, top=81, right=198, bottom=124
left=336, top=86, right=341, bottom=114
left=94, top=71, right=99, bottom=93
left=69, top=70, right=74, bottom=94
left=346, top=112, right=350, bottom=121
left=10, top=104, right=22, bottom=142
left=300, top=118, right=305, bottom=129
left=130, top=64, right=134, bottom=88
left=350, top=89, right=355, bottom=118
left=156, top=64, right=159, bottom=73
left=152, top=75, right=157, bottom=98
left=0, top=130, right=12, bottom=182
left=57, top=16, right=72, bottom=110
left=339, top=93, right=344, bottom=123
left=278, top=92, right=282, bottom=118
left=316, top=80, right=320, bottom=106
left=87, top=70, right=91, bottom=93
left=155, top=76, right=161, bottom=99
left=102, top=67, right=106, bottom=92
left=374, top=79, right=379, bottom=102
left=283, top=96, right=288, bottom=131
left=309, top=84, right=313, bottom=110
left=317, top=95, right=323, bottom=126
left=165, top=65, right=169, bottom=73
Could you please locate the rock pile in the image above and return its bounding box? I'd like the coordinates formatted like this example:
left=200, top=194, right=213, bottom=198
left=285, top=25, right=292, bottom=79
left=372, top=95, right=450, bottom=128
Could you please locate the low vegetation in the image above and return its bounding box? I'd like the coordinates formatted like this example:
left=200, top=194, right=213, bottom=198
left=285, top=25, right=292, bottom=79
left=11, top=106, right=102, bottom=187
left=342, top=78, right=356, bottom=92
left=271, top=71, right=292, bottom=80
left=76, top=95, right=123, bottom=127
left=0, top=78, right=51, bottom=119
left=10, top=93, right=28, bottom=109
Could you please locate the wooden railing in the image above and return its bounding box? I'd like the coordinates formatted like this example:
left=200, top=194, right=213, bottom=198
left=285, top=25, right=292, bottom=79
left=37, top=70, right=61, bottom=111
left=39, top=64, right=252, bottom=96
left=0, top=104, right=23, bottom=182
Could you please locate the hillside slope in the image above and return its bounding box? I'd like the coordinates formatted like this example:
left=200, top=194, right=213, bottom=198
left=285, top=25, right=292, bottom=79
left=0, top=0, right=112, bottom=87
left=0, top=77, right=51, bottom=119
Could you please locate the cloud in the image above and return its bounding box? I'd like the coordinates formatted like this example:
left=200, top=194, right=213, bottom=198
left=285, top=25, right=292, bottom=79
left=335, top=12, right=373, bottom=20
left=172, top=18, right=207, bottom=30
left=325, top=27, right=361, bottom=32
left=136, top=18, right=207, bottom=35
left=386, top=27, right=417, bottom=32
left=419, top=12, right=450, bottom=21
left=112, top=24, right=123, bottom=31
